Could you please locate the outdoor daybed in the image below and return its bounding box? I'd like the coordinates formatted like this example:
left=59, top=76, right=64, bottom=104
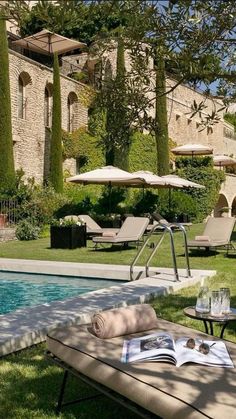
left=46, top=311, right=236, bottom=418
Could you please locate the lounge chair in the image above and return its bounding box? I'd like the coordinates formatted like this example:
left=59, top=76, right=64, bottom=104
left=152, top=212, right=192, bottom=230
left=78, top=214, right=119, bottom=237
left=187, top=216, right=235, bottom=252
left=46, top=312, right=236, bottom=418
left=92, top=216, right=149, bottom=247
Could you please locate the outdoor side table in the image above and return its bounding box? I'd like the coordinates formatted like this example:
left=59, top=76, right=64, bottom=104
left=183, top=306, right=236, bottom=339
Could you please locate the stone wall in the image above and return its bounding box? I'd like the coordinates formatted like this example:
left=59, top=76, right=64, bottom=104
left=100, top=45, right=236, bottom=156
left=9, top=49, right=88, bottom=183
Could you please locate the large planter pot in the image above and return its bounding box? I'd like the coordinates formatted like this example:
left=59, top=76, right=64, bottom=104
left=50, top=225, right=86, bottom=249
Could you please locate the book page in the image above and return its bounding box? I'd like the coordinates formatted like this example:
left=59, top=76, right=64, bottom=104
left=175, top=337, right=234, bottom=368
left=121, top=332, right=176, bottom=363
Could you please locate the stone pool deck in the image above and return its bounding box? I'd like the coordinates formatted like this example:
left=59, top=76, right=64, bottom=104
left=0, top=258, right=216, bottom=356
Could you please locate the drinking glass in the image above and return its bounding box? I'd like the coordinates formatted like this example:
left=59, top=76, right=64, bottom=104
left=211, top=290, right=222, bottom=316
left=220, top=288, right=231, bottom=314
left=195, top=286, right=210, bottom=313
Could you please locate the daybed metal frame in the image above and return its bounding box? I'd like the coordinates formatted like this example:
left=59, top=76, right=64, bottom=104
left=46, top=351, right=159, bottom=418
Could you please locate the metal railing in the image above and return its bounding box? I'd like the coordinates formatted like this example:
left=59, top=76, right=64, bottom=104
left=0, top=199, right=17, bottom=228
left=130, top=223, right=191, bottom=282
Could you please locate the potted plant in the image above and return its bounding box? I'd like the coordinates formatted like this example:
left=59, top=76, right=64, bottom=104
left=50, top=217, right=86, bottom=249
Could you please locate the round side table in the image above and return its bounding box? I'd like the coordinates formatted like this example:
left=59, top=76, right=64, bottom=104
left=183, top=306, right=236, bottom=339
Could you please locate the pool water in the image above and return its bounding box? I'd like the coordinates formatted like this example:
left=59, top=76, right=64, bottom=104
left=0, top=271, right=123, bottom=315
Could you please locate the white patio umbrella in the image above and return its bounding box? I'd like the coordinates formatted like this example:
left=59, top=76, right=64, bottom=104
left=127, top=170, right=176, bottom=202
left=162, top=175, right=205, bottom=189
left=67, top=166, right=145, bottom=186
left=12, top=29, right=86, bottom=55
left=171, top=143, right=213, bottom=157
left=132, top=171, right=167, bottom=187
left=67, top=166, right=145, bottom=213
left=213, top=155, right=236, bottom=169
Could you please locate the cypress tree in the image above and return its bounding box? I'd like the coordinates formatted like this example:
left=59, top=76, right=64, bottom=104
left=155, top=49, right=169, bottom=175
left=105, top=34, right=129, bottom=170
left=49, top=53, right=63, bottom=192
left=114, top=34, right=129, bottom=170
left=0, top=17, right=15, bottom=187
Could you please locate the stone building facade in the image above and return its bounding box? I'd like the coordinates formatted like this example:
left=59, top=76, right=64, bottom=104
left=90, top=45, right=236, bottom=216
left=4, top=29, right=236, bottom=215
left=8, top=48, right=88, bottom=183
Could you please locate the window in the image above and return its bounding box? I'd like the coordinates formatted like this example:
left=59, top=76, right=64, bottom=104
left=44, top=85, right=52, bottom=127
left=18, top=76, right=25, bottom=119
left=67, top=92, right=78, bottom=132
left=17, top=72, right=32, bottom=119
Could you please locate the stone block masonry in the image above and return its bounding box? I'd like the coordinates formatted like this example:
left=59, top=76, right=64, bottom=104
left=9, top=49, right=88, bottom=183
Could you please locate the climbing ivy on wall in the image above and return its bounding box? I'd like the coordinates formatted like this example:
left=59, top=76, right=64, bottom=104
left=62, top=127, right=104, bottom=171
left=224, top=113, right=236, bottom=132
left=176, top=157, right=225, bottom=222
left=129, top=131, right=157, bottom=172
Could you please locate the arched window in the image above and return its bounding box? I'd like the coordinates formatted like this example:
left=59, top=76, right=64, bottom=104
left=44, top=84, right=52, bottom=127
left=67, top=92, right=78, bottom=132
left=18, top=72, right=32, bottom=119
left=18, top=76, right=24, bottom=119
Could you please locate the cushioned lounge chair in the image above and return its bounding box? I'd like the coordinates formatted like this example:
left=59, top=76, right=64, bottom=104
left=187, top=216, right=235, bottom=252
left=151, top=212, right=192, bottom=230
left=78, top=214, right=119, bottom=237
left=46, top=317, right=236, bottom=418
left=92, top=216, right=149, bottom=247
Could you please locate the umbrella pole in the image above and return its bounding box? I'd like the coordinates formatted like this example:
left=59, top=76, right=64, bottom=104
left=169, top=188, right=171, bottom=211
left=108, top=182, right=112, bottom=215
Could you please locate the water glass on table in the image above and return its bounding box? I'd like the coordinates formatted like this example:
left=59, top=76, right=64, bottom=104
left=220, top=288, right=231, bottom=314
left=210, top=290, right=222, bottom=316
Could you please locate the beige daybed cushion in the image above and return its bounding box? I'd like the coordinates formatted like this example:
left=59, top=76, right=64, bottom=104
left=47, top=317, right=236, bottom=419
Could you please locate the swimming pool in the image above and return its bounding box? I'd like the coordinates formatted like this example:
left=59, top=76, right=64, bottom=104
left=0, top=271, right=124, bottom=315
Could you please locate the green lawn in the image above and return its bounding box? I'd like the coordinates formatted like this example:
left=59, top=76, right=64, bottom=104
left=0, top=223, right=236, bottom=418
left=0, top=223, right=236, bottom=275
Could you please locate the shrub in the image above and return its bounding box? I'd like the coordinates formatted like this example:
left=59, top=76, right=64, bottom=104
left=16, top=219, right=40, bottom=241
left=175, top=157, right=225, bottom=222
left=132, top=190, right=159, bottom=216
left=19, top=186, right=71, bottom=225
left=157, top=190, right=197, bottom=221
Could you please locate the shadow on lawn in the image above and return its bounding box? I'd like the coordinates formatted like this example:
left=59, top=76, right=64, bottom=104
left=89, top=245, right=136, bottom=253
left=180, top=249, right=219, bottom=257
left=1, top=345, right=137, bottom=419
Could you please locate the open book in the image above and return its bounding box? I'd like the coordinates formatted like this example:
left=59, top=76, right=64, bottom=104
left=121, top=332, right=234, bottom=368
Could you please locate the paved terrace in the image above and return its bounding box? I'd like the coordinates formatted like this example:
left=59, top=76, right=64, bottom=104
left=0, top=259, right=216, bottom=356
